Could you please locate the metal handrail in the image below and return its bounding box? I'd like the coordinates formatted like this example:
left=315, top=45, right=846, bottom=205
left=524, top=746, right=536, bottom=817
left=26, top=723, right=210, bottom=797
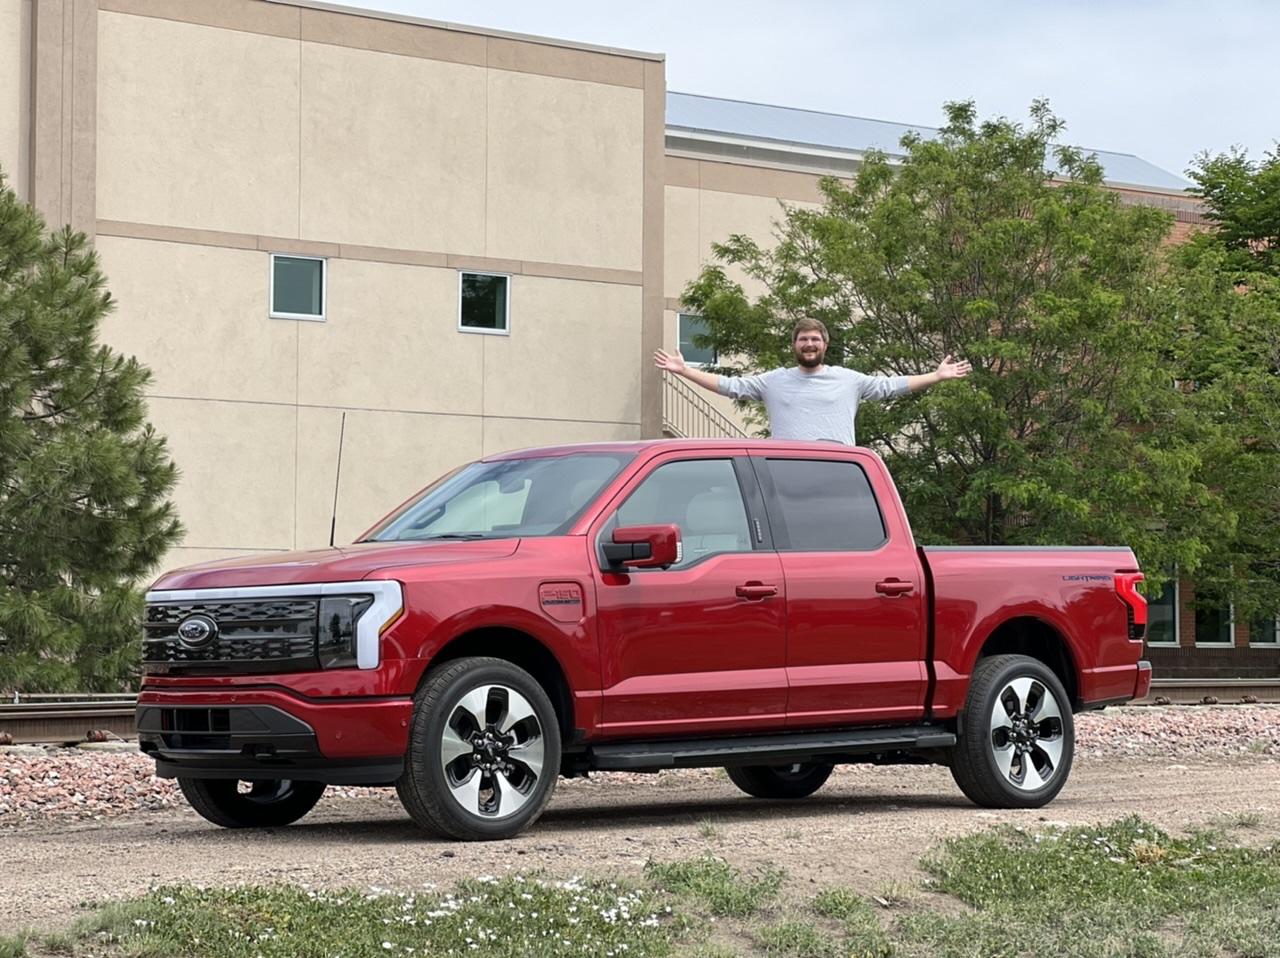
left=662, top=372, right=750, bottom=440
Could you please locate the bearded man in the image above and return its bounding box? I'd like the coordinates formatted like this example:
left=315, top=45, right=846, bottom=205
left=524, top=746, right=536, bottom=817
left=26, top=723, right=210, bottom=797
left=653, top=318, right=971, bottom=445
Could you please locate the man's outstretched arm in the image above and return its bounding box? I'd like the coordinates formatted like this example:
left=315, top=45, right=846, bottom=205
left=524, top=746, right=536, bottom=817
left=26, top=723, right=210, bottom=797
left=654, top=348, right=722, bottom=393
left=905, top=354, right=972, bottom=393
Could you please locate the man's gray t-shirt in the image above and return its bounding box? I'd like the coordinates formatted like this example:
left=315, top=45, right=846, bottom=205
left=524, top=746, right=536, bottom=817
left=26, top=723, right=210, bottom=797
left=717, top=366, right=909, bottom=445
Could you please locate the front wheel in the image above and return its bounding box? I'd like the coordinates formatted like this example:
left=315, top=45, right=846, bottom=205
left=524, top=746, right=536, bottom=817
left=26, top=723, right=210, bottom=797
left=726, top=762, right=833, bottom=799
left=397, top=656, right=561, bottom=841
left=177, top=778, right=326, bottom=828
left=950, top=654, right=1074, bottom=809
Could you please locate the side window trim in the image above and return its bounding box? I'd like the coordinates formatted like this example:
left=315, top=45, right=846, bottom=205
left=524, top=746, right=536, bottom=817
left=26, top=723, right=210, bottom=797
left=596, top=455, right=756, bottom=572
left=753, top=454, right=889, bottom=553
left=738, top=456, right=777, bottom=550
left=742, top=455, right=778, bottom=545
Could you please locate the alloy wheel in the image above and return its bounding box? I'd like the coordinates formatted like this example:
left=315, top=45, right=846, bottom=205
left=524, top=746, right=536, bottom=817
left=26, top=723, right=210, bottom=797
left=989, top=676, right=1065, bottom=791
left=440, top=684, right=546, bottom=819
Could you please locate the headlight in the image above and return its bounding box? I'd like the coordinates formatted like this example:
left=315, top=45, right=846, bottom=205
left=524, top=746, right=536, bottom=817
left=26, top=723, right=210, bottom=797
left=317, top=596, right=374, bottom=669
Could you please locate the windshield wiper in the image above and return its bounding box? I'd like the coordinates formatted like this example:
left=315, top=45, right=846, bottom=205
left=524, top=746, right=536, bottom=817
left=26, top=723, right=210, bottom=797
left=420, top=533, right=490, bottom=540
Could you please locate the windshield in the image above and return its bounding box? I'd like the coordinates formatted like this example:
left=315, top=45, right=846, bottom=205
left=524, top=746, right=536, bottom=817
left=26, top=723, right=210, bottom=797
left=364, top=452, right=633, bottom=542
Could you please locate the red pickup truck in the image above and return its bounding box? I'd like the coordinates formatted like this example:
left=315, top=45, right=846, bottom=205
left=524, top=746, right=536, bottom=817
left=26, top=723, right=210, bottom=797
left=138, top=439, right=1151, bottom=840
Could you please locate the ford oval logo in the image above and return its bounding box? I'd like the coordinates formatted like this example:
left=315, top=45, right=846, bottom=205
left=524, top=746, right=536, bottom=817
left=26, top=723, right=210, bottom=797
left=177, top=614, right=218, bottom=649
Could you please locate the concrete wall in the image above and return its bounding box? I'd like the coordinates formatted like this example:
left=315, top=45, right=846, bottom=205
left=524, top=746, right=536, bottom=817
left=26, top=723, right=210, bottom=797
left=0, top=0, right=30, bottom=201
left=88, top=1, right=661, bottom=571
left=661, top=156, right=826, bottom=434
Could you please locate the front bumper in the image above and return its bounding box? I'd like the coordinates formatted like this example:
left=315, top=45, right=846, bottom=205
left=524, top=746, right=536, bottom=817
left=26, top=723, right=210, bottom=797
left=136, top=688, right=413, bottom=785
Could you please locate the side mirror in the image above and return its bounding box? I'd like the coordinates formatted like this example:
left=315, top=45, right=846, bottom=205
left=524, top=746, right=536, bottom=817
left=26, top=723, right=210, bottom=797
left=602, top=524, right=681, bottom=570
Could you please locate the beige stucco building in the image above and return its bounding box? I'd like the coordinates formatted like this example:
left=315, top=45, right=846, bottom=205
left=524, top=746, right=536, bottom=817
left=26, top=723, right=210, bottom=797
left=0, top=0, right=1201, bottom=578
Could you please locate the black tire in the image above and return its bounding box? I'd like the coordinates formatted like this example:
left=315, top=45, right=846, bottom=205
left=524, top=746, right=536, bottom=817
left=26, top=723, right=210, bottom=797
left=950, top=654, right=1075, bottom=809
left=396, top=656, right=561, bottom=841
left=726, top=762, right=834, bottom=800
left=177, top=778, right=326, bottom=828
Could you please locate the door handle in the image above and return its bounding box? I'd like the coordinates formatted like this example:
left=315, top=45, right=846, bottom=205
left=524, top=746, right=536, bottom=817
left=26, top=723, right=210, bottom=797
left=735, top=582, right=778, bottom=600
left=875, top=578, right=915, bottom=596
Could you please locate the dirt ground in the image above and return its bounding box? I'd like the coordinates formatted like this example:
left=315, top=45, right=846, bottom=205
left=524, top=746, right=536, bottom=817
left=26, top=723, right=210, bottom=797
left=5, top=753, right=1279, bottom=938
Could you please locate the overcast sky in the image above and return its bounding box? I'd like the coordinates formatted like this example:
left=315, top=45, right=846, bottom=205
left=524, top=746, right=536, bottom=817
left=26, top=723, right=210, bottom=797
left=340, top=0, right=1279, bottom=181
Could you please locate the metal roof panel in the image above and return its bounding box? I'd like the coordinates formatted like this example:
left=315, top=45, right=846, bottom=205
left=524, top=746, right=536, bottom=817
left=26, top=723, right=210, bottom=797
left=667, top=91, right=1190, bottom=193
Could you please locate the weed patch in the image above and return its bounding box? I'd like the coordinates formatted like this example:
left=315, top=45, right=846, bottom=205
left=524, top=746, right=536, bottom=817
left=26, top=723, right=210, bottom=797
left=645, top=856, right=783, bottom=917
left=907, top=815, right=1280, bottom=957
left=71, top=875, right=678, bottom=958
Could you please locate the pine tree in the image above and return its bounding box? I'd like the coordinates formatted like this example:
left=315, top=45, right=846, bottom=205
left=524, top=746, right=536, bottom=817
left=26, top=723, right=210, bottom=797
left=0, top=167, right=182, bottom=693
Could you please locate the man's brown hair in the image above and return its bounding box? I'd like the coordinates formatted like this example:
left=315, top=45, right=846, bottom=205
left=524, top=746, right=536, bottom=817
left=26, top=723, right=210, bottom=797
left=793, top=318, right=829, bottom=343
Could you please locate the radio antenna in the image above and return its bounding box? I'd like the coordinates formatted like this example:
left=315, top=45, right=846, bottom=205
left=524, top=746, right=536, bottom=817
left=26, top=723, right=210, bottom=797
left=328, top=412, right=347, bottom=548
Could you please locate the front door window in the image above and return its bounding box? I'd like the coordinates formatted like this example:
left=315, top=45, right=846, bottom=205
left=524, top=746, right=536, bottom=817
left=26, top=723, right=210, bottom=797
left=606, top=458, right=752, bottom=568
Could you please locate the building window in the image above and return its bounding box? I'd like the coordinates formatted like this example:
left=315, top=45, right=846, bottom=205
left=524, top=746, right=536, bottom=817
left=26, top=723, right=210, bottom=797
left=459, top=272, right=509, bottom=335
left=1194, top=600, right=1234, bottom=646
left=1249, top=615, right=1280, bottom=646
left=270, top=254, right=325, bottom=321
left=1145, top=578, right=1179, bottom=647
left=678, top=313, right=717, bottom=366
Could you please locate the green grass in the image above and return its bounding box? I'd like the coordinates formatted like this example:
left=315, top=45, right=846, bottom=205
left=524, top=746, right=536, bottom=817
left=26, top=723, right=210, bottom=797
left=70, top=875, right=679, bottom=958
left=1213, top=809, right=1265, bottom=830
left=645, top=855, right=784, bottom=917
left=871, top=880, right=912, bottom=908
left=696, top=818, right=723, bottom=841
left=806, top=889, right=893, bottom=957
left=756, top=918, right=840, bottom=957
left=16, top=816, right=1280, bottom=957
left=904, top=815, right=1280, bottom=957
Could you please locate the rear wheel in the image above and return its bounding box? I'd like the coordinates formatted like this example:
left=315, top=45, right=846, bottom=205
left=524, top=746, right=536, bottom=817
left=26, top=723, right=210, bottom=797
left=177, top=778, right=326, bottom=828
left=726, top=762, right=834, bottom=799
left=950, top=654, right=1074, bottom=808
left=397, top=656, right=561, bottom=841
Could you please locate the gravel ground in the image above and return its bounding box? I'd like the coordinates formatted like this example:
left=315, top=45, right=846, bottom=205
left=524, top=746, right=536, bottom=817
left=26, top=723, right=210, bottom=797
left=2, top=705, right=1277, bottom=827
left=1, top=705, right=1278, bottom=938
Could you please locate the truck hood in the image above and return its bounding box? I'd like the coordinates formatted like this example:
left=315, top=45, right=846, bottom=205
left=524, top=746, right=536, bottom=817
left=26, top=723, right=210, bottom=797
left=149, top=539, right=521, bottom=591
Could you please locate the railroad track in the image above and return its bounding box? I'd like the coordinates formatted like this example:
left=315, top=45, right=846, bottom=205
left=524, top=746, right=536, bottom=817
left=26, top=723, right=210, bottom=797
left=1, top=680, right=1277, bottom=745
left=0, top=695, right=138, bottom=746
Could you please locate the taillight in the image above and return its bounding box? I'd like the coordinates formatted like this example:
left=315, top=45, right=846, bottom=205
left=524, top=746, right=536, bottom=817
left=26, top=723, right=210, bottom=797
left=1115, top=573, right=1147, bottom=641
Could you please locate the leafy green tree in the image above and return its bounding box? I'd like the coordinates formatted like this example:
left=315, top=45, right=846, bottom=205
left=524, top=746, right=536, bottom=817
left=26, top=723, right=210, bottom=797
left=1184, top=147, right=1280, bottom=276
left=1165, top=254, right=1280, bottom=621
left=0, top=168, right=182, bottom=693
left=681, top=101, right=1231, bottom=591
left=1169, top=147, right=1280, bottom=621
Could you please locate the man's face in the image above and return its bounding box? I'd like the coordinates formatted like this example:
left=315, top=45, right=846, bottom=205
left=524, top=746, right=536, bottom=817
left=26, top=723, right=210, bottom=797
left=793, top=331, right=827, bottom=368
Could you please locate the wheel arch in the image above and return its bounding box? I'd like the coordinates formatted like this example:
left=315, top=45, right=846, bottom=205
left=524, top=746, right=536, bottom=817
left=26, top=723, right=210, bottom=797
left=973, top=616, right=1080, bottom=708
left=427, top=627, right=575, bottom=740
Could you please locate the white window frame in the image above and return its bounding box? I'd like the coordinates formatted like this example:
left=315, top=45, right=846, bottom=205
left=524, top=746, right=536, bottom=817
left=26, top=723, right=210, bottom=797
left=1145, top=576, right=1180, bottom=648
left=269, top=253, right=327, bottom=322
left=1249, top=613, right=1280, bottom=648
left=678, top=312, right=717, bottom=368
left=457, top=270, right=511, bottom=337
left=1193, top=600, right=1235, bottom=648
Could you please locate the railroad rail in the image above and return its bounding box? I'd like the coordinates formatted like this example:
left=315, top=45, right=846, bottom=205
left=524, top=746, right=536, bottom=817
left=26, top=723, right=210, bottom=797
left=0, top=680, right=1278, bottom=745
left=0, top=694, right=138, bottom=745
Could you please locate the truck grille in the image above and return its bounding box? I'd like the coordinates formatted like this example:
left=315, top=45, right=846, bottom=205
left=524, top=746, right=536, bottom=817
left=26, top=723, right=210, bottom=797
left=143, top=599, right=320, bottom=674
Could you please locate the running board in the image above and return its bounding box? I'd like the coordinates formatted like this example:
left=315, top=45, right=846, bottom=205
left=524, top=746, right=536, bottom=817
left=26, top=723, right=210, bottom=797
left=589, top=725, right=956, bottom=771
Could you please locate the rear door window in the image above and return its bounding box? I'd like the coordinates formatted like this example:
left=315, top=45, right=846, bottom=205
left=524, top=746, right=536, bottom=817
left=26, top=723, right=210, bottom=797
left=762, top=458, right=885, bottom=551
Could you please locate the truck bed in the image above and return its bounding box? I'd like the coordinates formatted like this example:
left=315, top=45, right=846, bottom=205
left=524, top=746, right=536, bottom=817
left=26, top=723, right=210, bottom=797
left=921, top=546, right=1145, bottom=717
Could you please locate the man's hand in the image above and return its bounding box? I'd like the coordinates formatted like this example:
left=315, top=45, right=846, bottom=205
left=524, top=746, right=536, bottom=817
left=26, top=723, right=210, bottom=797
left=655, top=347, right=723, bottom=393
left=905, top=354, right=973, bottom=393
left=935, top=354, right=972, bottom=381
left=654, top=348, right=687, bottom=373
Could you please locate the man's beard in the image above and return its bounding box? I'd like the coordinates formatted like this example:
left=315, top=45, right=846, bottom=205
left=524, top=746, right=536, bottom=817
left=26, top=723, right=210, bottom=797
left=795, top=347, right=825, bottom=369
